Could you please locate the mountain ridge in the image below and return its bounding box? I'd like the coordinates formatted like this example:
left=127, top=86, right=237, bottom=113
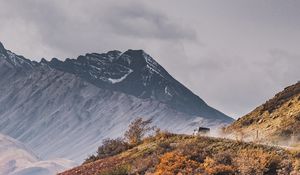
left=0, top=41, right=232, bottom=163
left=0, top=41, right=231, bottom=120
left=46, top=50, right=229, bottom=119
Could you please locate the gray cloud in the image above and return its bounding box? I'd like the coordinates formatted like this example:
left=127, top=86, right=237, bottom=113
left=264, top=49, right=300, bottom=86
left=107, top=2, right=197, bottom=41
left=0, top=0, right=299, bottom=118
left=0, top=0, right=196, bottom=59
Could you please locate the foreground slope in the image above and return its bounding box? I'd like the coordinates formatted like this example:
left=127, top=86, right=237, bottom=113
left=0, top=42, right=232, bottom=162
left=59, top=133, right=300, bottom=175
left=225, top=82, right=300, bottom=143
left=0, top=133, right=75, bottom=175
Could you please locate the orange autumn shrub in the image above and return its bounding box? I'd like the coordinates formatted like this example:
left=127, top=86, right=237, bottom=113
left=234, top=149, right=281, bottom=175
left=155, top=151, right=202, bottom=175
left=203, top=157, right=235, bottom=175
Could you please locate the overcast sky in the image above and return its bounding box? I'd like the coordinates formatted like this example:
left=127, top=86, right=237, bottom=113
left=0, top=0, right=299, bottom=118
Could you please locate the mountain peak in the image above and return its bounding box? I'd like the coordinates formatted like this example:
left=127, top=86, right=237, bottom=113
left=124, top=49, right=146, bottom=55
left=0, top=44, right=231, bottom=121
left=106, top=50, right=122, bottom=57
left=0, top=42, right=35, bottom=69
left=116, top=49, right=149, bottom=69
left=0, top=43, right=233, bottom=168
left=0, top=41, right=7, bottom=54
left=44, top=49, right=230, bottom=120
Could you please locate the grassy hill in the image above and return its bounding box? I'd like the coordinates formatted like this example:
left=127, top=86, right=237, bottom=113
left=224, top=82, right=300, bottom=144
left=59, top=132, right=300, bottom=175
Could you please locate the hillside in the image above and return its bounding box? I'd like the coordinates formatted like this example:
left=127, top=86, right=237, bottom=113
left=0, top=133, right=76, bottom=175
left=225, top=82, right=300, bottom=144
left=0, top=41, right=232, bottom=163
left=59, top=133, right=300, bottom=175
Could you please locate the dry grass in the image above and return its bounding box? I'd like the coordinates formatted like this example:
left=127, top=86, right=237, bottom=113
left=59, top=133, right=300, bottom=175
left=224, top=82, right=300, bottom=144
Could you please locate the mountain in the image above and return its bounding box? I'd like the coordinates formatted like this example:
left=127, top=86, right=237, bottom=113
left=0, top=41, right=232, bottom=162
left=224, top=82, right=300, bottom=143
left=0, top=133, right=76, bottom=175
left=45, top=49, right=227, bottom=119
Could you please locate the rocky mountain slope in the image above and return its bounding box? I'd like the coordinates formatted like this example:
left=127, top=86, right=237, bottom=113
left=0, top=41, right=232, bottom=163
left=45, top=49, right=226, bottom=119
left=0, top=133, right=75, bottom=175
left=225, top=82, right=300, bottom=144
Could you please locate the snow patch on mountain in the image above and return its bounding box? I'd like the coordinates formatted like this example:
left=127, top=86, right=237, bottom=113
left=108, top=69, right=133, bottom=84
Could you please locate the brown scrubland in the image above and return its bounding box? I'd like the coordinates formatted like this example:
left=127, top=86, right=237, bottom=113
left=59, top=118, right=300, bottom=175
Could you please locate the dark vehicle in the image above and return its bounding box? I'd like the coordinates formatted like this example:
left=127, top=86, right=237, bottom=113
left=193, top=127, right=210, bottom=135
